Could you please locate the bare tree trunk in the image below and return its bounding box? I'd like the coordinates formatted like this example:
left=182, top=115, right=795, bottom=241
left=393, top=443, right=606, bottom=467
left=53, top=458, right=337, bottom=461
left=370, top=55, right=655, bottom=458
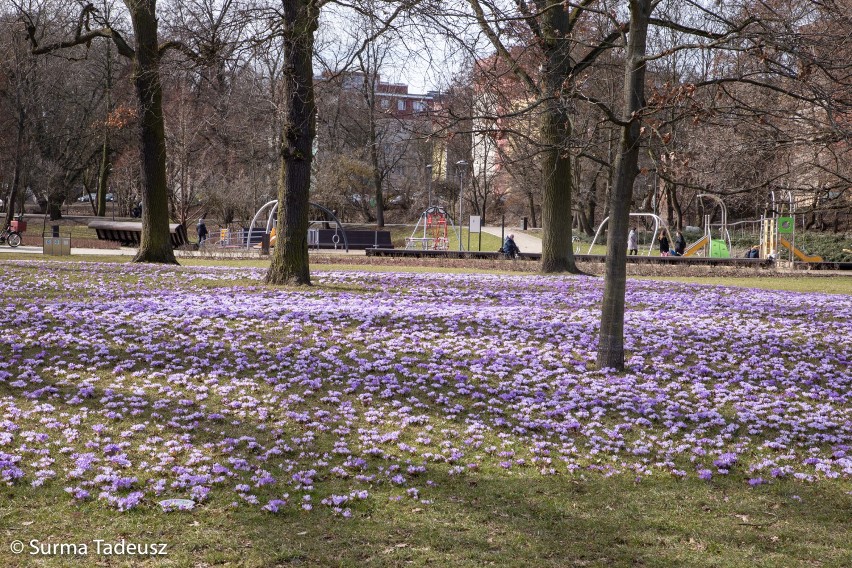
left=597, top=0, right=652, bottom=371
left=48, top=190, right=63, bottom=220
left=540, top=104, right=577, bottom=272
left=96, top=137, right=110, bottom=217
left=538, top=4, right=578, bottom=273
left=671, top=184, right=683, bottom=230
left=527, top=191, right=538, bottom=228
left=96, top=40, right=113, bottom=218
left=665, top=182, right=674, bottom=226
left=4, top=107, right=25, bottom=228
left=130, top=0, right=177, bottom=264
left=369, top=124, right=385, bottom=227
left=266, top=0, right=318, bottom=286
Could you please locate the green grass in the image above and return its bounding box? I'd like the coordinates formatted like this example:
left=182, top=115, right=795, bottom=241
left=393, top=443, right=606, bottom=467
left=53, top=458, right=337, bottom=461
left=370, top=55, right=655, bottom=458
left=2, top=255, right=851, bottom=295
left=3, top=475, right=849, bottom=567
left=383, top=224, right=504, bottom=251
left=0, top=260, right=849, bottom=567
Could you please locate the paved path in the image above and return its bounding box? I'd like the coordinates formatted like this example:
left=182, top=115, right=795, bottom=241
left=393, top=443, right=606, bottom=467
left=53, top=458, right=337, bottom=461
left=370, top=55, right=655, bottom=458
left=481, top=226, right=542, bottom=254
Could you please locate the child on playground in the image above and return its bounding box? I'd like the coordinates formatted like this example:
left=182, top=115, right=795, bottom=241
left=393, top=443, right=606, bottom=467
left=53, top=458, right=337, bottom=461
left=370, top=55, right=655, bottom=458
left=658, top=231, right=670, bottom=256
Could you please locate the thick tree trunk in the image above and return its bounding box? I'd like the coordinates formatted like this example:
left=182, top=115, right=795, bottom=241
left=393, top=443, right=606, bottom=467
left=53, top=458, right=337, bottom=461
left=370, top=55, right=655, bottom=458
left=540, top=110, right=576, bottom=272
left=4, top=107, right=25, bottom=228
left=266, top=0, right=318, bottom=286
left=48, top=191, right=63, bottom=220
left=536, top=1, right=578, bottom=273
left=596, top=0, right=652, bottom=371
left=129, top=0, right=177, bottom=264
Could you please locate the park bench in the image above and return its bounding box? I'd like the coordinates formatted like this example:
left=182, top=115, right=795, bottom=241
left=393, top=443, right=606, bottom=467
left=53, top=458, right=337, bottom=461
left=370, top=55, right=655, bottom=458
left=88, top=220, right=189, bottom=248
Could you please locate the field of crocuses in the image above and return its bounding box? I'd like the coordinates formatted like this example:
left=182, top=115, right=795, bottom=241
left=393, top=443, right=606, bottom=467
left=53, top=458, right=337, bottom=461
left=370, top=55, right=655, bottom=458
left=0, top=260, right=850, bottom=564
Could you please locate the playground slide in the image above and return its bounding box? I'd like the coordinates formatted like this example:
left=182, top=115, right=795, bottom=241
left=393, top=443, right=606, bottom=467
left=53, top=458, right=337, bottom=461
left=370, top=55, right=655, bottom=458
left=682, top=235, right=709, bottom=257
left=252, top=227, right=277, bottom=248
left=779, top=237, right=822, bottom=262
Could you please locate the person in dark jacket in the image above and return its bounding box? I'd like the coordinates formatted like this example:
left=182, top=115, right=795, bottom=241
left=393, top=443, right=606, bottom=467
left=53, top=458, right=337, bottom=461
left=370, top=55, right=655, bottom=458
left=674, top=231, right=686, bottom=256
left=658, top=231, right=670, bottom=256
left=197, top=219, right=209, bottom=245
left=502, top=234, right=520, bottom=259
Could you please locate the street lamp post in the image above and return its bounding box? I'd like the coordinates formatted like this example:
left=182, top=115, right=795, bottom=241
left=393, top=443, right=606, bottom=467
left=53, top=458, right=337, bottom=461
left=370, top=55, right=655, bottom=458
left=425, top=164, right=433, bottom=208
left=456, top=160, right=468, bottom=251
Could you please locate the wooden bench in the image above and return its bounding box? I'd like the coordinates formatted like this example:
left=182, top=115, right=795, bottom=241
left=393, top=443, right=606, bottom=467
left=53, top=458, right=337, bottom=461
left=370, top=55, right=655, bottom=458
left=88, top=220, right=189, bottom=248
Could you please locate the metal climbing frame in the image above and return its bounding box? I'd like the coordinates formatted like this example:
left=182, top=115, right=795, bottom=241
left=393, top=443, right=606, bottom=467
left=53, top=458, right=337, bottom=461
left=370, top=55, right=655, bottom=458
left=246, top=200, right=349, bottom=252
left=587, top=212, right=667, bottom=256
left=695, top=193, right=732, bottom=257
left=406, top=206, right=461, bottom=251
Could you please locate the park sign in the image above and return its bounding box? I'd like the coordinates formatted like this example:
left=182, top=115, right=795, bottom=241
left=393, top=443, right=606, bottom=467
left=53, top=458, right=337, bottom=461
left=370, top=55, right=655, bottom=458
left=469, top=215, right=481, bottom=233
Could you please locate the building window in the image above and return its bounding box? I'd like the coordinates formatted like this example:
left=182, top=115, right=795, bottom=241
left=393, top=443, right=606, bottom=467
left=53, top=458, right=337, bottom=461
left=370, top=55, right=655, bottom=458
left=380, top=98, right=390, bottom=109
left=413, top=101, right=426, bottom=112
left=398, top=99, right=406, bottom=111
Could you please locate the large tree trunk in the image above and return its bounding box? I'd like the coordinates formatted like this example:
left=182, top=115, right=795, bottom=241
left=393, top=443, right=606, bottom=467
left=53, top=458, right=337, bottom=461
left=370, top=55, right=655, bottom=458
left=266, top=0, right=318, bottom=286
left=596, top=0, right=652, bottom=371
left=4, top=107, right=25, bottom=228
left=129, top=0, right=177, bottom=264
left=539, top=105, right=577, bottom=272
left=538, top=4, right=578, bottom=273
left=48, top=190, right=63, bottom=220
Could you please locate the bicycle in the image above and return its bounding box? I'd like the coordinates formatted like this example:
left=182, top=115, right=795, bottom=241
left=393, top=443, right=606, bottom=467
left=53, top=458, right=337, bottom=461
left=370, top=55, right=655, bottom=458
left=0, top=225, right=22, bottom=247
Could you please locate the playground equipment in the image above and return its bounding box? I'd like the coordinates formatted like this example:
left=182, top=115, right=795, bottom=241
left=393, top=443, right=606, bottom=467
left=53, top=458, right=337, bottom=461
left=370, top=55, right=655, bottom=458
left=760, top=190, right=822, bottom=262
left=682, top=194, right=731, bottom=258
left=406, top=206, right=460, bottom=250
left=245, top=200, right=349, bottom=251
left=587, top=212, right=667, bottom=255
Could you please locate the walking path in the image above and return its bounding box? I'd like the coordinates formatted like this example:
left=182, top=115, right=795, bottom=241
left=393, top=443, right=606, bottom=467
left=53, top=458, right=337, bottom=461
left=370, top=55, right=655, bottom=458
left=481, top=226, right=543, bottom=254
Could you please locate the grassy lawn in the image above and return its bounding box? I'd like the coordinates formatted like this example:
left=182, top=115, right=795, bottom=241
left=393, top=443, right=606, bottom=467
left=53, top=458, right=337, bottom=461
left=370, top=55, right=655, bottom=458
left=3, top=475, right=849, bottom=567
left=0, top=260, right=849, bottom=567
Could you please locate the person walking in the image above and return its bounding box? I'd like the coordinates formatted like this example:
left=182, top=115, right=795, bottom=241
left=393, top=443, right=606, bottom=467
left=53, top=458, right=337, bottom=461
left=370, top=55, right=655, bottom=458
left=197, top=218, right=209, bottom=245
left=627, top=227, right=639, bottom=255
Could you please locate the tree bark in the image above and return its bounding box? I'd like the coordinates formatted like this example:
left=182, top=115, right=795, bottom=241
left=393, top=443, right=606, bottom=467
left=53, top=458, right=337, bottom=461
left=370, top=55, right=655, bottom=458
left=527, top=191, right=537, bottom=228
left=540, top=109, right=577, bottom=272
left=96, top=137, right=111, bottom=217
left=597, top=0, right=652, bottom=371
left=128, top=0, right=177, bottom=264
left=266, top=0, right=318, bottom=286
left=538, top=5, right=578, bottom=273
left=369, top=124, right=385, bottom=228
left=4, top=107, right=25, bottom=228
